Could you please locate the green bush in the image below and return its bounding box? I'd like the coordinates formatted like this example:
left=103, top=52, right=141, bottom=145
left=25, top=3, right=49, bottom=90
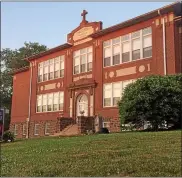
left=118, top=75, right=182, bottom=131
left=3, top=131, right=15, bottom=142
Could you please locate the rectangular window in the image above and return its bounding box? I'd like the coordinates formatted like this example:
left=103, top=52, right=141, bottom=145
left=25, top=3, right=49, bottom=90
left=113, top=44, right=120, bottom=65
left=132, top=38, right=140, bottom=61
left=73, top=47, right=92, bottom=74
left=42, top=94, right=47, bottom=112
left=34, top=124, right=39, bottom=135
left=47, top=93, right=53, bottom=111
left=59, top=92, right=64, bottom=111
left=143, top=35, right=152, bottom=58
left=37, top=95, right=42, bottom=112
left=53, top=92, right=59, bottom=111
left=122, top=42, right=130, bottom=62
left=103, top=80, right=135, bottom=107
left=38, top=63, right=43, bottom=82
left=14, top=124, right=18, bottom=135
left=60, top=56, right=64, bottom=77
left=103, top=27, right=152, bottom=67
left=113, top=83, right=121, bottom=106
left=104, top=47, right=111, bottom=67
left=45, top=123, right=50, bottom=135
left=22, top=124, right=26, bottom=136
left=103, top=84, right=112, bottom=107
left=38, top=55, right=65, bottom=82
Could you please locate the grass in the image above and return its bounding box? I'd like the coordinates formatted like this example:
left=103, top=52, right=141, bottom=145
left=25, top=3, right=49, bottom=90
left=1, top=131, right=181, bottom=177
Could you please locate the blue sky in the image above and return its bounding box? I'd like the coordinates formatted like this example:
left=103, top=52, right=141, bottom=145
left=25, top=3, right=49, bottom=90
left=2, top=2, right=172, bottom=50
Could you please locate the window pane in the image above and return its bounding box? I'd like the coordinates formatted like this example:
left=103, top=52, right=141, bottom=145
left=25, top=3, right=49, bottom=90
left=113, top=97, right=120, bottom=106
left=38, top=75, right=42, bottom=82
left=81, top=55, right=86, bottom=64
left=132, top=49, right=140, bottom=61
left=113, top=45, right=120, bottom=55
left=104, top=47, right=111, bottom=57
left=113, top=54, right=120, bottom=65
left=49, top=72, right=54, bottom=80
left=74, top=57, right=79, bottom=66
left=143, top=35, right=152, bottom=48
left=74, top=66, right=79, bottom=74
left=55, top=62, right=60, bottom=71
left=87, top=62, right=92, bottom=71
left=122, top=42, right=130, bottom=53
left=104, top=98, right=111, bottom=106
left=103, top=40, right=111, bottom=47
left=39, top=67, right=43, bottom=75
left=81, top=64, right=86, bottom=73
left=132, top=38, right=140, bottom=50
left=60, top=60, right=64, bottom=69
left=112, top=37, right=120, bottom=45
left=143, top=27, right=152, bottom=35
left=43, top=74, right=48, bottom=81
left=88, top=53, right=92, bottom=63
left=80, top=48, right=87, bottom=54
left=104, top=57, right=111, bottom=67
left=87, top=47, right=92, bottom=53
left=60, top=69, right=64, bottom=77
left=121, top=34, right=130, bottom=42
left=54, top=71, right=59, bottom=78
left=122, top=52, right=130, bottom=62
left=131, top=30, right=140, bottom=39
left=47, top=94, right=53, bottom=111
left=143, top=46, right=152, bottom=58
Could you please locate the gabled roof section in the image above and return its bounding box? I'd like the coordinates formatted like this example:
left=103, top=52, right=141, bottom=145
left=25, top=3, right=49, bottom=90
left=25, top=43, right=72, bottom=62
left=91, top=2, right=181, bottom=38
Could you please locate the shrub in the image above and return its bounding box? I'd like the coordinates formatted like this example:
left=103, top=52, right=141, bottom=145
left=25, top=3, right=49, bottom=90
left=118, top=75, right=182, bottom=131
left=3, top=131, right=15, bottom=142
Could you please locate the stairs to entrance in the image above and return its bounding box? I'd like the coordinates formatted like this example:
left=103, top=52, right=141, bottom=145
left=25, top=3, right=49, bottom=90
left=52, top=124, right=79, bottom=137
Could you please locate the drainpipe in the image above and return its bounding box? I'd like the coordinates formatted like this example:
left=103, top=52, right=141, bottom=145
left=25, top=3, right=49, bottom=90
left=27, top=61, right=33, bottom=139
left=158, top=9, right=167, bottom=75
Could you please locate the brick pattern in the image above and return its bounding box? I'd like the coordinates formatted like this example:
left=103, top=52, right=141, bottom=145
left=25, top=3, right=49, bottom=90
left=58, top=117, right=75, bottom=131
left=77, top=116, right=95, bottom=134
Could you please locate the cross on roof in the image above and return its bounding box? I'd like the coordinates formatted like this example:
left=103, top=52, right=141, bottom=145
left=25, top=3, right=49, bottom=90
left=81, top=10, right=88, bottom=22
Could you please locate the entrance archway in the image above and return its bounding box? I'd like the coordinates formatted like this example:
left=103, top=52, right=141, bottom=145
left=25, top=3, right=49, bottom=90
left=76, top=94, right=88, bottom=117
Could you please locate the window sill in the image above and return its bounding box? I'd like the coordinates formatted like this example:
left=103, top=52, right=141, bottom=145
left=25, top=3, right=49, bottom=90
left=37, top=76, right=64, bottom=84
left=73, top=71, right=92, bottom=77
left=36, top=110, right=63, bottom=114
left=103, top=56, right=152, bottom=69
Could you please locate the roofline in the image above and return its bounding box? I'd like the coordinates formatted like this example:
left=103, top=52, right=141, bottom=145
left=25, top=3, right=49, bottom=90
left=9, top=66, right=30, bottom=75
left=25, top=43, right=72, bottom=62
left=91, top=2, right=181, bottom=38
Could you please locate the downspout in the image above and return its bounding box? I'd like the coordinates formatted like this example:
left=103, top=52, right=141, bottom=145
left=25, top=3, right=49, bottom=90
left=158, top=9, right=167, bottom=75
left=26, top=61, right=33, bottom=139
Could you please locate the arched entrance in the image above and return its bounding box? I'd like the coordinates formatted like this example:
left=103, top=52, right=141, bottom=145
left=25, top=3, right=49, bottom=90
left=76, top=94, right=88, bottom=117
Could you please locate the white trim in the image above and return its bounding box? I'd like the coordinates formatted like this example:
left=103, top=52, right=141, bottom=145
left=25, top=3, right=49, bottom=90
left=45, top=123, right=50, bottom=135
left=34, top=124, right=40, bottom=136
left=22, top=124, right=26, bottom=136
left=14, top=124, right=18, bottom=136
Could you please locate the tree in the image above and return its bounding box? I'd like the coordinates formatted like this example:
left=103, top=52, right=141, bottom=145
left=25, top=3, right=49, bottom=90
left=118, top=75, right=182, bottom=131
left=0, top=42, right=48, bottom=130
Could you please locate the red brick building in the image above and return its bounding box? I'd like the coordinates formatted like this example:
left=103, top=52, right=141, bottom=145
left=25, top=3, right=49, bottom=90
left=10, top=2, right=182, bottom=138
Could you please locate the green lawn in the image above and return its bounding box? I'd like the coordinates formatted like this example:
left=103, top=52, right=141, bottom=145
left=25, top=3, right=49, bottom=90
left=1, top=131, right=181, bottom=177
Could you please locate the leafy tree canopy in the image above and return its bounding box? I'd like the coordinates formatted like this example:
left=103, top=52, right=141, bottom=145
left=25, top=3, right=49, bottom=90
left=118, top=75, right=182, bottom=131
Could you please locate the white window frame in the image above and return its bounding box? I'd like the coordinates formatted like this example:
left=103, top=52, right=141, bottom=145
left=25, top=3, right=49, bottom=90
left=34, top=124, right=40, bottom=136
left=14, top=124, right=18, bottom=135
left=36, top=91, right=64, bottom=113
left=22, top=124, right=26, bottom=136
left=45, top=123, right=50, bottom=135
left=103, top=79, right=136, bottom=108
left=103, top=27, right=152, bottom=68
left=73, top=46, right=93, bottom=75
left=37, top=55, right=65, bottom=83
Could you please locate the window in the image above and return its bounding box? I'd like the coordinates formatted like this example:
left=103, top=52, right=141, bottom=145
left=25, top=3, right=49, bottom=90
left=22, top=124, right=26, bottom=136
left=37, top=95, right=42, bottom=112
left=73, top=47, right=93, bottom=74
left=103, top=84, right=112, bottom=106
left=34, top=124, right=39, bottom=135
left=143, top=27, right=152, bottom=58
left=36, top=92, right=64, bottom=113
left=38, top=55, right=65, bottom=82
left=103, top=79, right=135, bottom=107
left=45, top=123, right=50, bottom=135
left=14, top=124, right=18, bottom=135
left=103, top=27, right=152, bottom=67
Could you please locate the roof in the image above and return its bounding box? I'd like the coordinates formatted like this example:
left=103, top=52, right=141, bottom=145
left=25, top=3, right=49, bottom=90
left=91, top=2, right=181, bottom=38
left=10, top=66, right=30, bottom=75
left=25, top=43, right=72, bottom=62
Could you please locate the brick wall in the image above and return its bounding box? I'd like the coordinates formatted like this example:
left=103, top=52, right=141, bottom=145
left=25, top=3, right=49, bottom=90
left=77, top=116, right=95, bottom=134
left=58, top=117, right=75, bottom=131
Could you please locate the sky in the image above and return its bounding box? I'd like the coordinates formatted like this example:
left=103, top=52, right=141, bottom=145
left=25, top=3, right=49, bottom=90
left=2, top=2, right=172, bottom=50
